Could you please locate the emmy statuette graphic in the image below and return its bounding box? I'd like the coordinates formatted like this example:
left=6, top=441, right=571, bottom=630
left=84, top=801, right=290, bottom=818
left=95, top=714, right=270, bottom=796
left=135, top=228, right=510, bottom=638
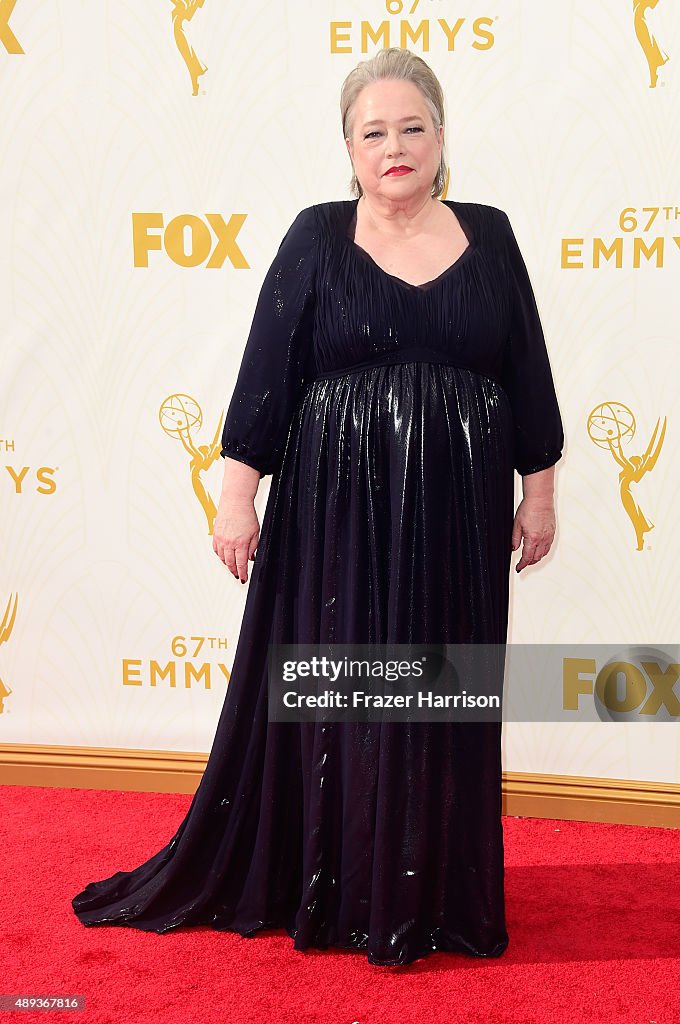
left=633, top=0, right=670, bottom=87
left=171, top=0, right=208, bottom=95
left=159, top=394, right=225, bottom=535
left=0, top=592, right=18, bottom=714
left=587, top=402, right=667, bottom=551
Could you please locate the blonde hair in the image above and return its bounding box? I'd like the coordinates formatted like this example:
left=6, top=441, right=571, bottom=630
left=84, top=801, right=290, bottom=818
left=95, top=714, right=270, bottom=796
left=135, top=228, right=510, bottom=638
left=340, top=47, right=448, bottom=199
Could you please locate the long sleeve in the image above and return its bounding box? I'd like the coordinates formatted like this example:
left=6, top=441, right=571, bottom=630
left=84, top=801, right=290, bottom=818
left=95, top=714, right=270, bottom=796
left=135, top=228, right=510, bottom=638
left=498, top=209, right=565, bottom=476
left=219, top=205, right=318, bottom=477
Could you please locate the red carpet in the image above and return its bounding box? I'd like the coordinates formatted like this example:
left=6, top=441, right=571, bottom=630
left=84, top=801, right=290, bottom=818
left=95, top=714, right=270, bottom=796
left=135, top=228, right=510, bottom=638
left=2, top=784, right=678, bottom=1024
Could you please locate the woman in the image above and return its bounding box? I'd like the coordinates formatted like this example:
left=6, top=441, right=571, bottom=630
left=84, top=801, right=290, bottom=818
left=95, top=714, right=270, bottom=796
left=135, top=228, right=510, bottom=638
left=72, top=47, right=564, bottom=967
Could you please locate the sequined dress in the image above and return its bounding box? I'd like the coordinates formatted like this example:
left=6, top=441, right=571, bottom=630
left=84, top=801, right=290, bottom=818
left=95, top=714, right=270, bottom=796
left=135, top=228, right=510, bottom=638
left=71, top=198, right=564, bottom=967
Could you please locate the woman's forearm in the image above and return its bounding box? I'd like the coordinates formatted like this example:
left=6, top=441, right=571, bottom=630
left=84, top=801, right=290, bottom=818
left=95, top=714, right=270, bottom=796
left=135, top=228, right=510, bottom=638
left=221, top=457, right=261, bottom=504
left=521, top=464, right=556, bottom=503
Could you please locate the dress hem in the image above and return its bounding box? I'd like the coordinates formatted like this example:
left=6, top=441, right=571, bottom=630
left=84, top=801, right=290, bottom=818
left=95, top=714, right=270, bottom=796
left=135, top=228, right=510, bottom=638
left=74, top=907, right=509, bottom=968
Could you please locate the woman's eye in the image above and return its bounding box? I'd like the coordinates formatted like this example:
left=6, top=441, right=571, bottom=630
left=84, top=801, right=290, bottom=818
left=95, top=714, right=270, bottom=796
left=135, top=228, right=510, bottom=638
left=364, top=126, right=424, bottom=140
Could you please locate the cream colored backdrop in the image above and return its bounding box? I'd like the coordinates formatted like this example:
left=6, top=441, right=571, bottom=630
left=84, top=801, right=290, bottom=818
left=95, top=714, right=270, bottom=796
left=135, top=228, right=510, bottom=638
left=1, top=2, right=678, bottom=784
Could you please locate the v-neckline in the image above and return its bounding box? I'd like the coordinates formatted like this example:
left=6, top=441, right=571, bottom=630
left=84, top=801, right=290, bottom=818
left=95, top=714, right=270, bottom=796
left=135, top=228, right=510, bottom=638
left=343, top=197, right=476, bottom=292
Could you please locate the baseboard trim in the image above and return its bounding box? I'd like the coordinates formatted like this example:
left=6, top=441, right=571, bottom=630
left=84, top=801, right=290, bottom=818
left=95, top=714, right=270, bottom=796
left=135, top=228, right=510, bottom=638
left=502, top=771, right=679, bottom=828
left=1, top=744, right=678, bottom=828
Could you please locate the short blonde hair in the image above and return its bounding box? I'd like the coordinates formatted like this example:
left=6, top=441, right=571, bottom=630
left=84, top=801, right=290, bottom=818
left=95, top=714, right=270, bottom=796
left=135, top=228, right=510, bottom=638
left=340, top=47, right=449, bottom=199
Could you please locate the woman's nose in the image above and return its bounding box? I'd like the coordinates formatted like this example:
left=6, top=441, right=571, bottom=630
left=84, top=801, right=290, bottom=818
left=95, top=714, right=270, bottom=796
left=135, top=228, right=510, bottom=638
left=384, top=131, right=405, bottom=158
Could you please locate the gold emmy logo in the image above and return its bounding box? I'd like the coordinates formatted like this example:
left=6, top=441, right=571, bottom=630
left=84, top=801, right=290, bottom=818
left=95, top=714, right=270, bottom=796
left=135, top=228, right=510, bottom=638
left=172, top=0, right=208, bottom=95
left=329, top=11, right=496, bottom=55
left=0, top=592, right=18, bottom=714
left=633, top=0, right=670, bottom=87
left=587, top=402, right=667, bottom=551
left=0, top=0, right=23, bottom=54
left=159, top=394, right=224, bottom=534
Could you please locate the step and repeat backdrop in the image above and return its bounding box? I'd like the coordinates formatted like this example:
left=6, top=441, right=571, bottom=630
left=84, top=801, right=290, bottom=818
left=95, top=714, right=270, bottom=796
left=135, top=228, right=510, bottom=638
left=1, top=2, right=678, bottom=783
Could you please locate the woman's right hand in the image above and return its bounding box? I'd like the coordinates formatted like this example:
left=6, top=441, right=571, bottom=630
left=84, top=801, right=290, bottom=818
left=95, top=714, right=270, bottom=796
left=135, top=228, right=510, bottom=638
left=212, top=498, right=260, bottom=583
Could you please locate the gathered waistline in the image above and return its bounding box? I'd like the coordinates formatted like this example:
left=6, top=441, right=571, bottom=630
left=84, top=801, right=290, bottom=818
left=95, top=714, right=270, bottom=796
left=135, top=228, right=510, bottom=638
left=309, top=348, right=501, bottom=386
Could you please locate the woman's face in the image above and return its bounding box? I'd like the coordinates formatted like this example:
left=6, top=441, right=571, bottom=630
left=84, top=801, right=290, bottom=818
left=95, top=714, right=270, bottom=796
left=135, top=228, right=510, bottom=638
left=345, top=78, right=443, bottom=203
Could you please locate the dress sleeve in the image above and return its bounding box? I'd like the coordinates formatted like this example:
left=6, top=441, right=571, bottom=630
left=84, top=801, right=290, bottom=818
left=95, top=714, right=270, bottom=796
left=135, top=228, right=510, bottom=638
left=498, top=209, right=565, bottom=476
left=219, top=205, right=318, bottom=478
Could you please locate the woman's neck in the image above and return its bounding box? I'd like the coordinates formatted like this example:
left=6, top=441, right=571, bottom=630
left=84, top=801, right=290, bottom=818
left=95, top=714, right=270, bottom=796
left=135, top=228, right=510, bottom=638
left=357, top=191, right=437, bottom=240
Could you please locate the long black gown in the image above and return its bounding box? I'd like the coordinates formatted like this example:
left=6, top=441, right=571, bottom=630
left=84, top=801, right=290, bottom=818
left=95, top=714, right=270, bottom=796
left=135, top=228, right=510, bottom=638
left=72, top=198, right=564, bottom=967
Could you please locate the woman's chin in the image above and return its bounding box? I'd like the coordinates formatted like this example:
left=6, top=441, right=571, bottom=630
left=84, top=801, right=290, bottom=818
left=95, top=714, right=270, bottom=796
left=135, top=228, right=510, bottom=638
left=373, top=177, right=428, bottom=201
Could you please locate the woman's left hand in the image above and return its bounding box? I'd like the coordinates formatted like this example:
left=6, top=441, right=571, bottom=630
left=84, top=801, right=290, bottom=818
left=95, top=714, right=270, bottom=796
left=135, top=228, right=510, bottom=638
left=511, top=497, right=556, bottom=572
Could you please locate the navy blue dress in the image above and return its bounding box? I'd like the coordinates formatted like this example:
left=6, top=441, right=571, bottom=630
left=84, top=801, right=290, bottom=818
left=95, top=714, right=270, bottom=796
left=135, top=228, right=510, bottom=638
left=72, top=199, right=564, bottom=966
